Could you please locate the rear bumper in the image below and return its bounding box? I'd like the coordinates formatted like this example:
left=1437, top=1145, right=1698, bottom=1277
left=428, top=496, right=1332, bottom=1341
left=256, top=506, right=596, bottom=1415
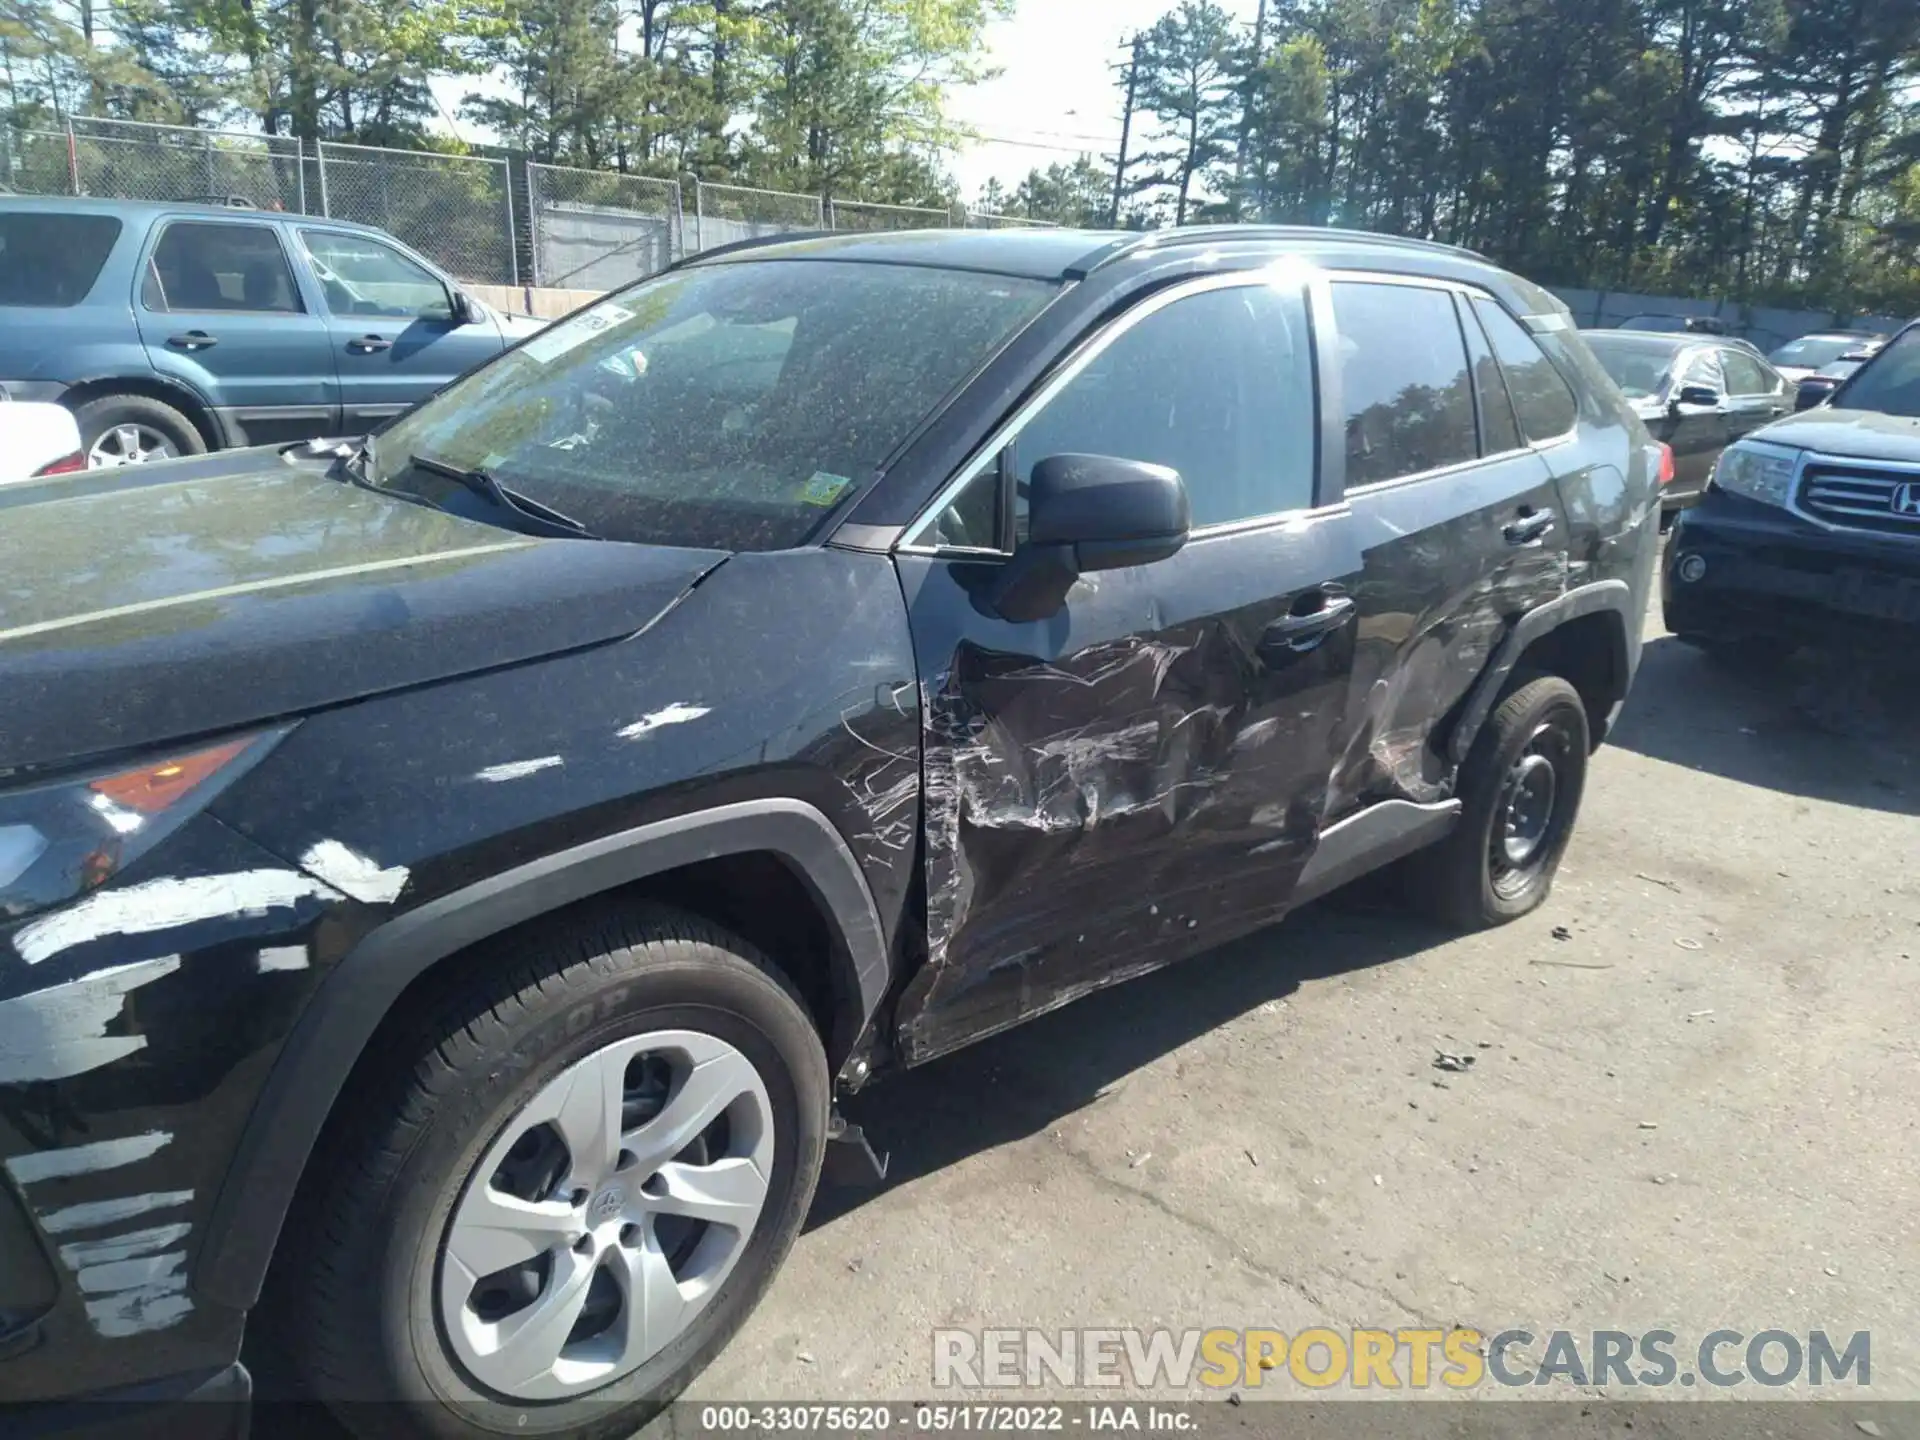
left=1663, top=489, right=1920, bottom=647
left=8, top=1362, right=248, bottom=1440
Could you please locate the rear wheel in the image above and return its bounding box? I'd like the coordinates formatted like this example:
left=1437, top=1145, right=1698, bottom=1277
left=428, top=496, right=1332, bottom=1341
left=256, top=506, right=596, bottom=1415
left=289, top=904, right=829, bottom=1440
left=72, top=393, right=206, bottom=468
left=1404, top=674, right=1589, bottom=928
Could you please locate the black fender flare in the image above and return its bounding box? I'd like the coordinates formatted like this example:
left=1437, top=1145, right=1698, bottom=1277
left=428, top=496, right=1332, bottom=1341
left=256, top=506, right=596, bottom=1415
left=1447, top=579, right=1633, bottom=764
left=194, top=798, right=890, bottom=1310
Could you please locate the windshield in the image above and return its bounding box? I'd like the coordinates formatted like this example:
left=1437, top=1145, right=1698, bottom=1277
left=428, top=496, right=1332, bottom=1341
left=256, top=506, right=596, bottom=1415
left=1584, top=336, right=1675, bottom=399
left=367, top=260, right=1055, bottom=550
left=1832, top=328, right=1920, bottom=418
left=1769, top=335, right=1862, bottom=370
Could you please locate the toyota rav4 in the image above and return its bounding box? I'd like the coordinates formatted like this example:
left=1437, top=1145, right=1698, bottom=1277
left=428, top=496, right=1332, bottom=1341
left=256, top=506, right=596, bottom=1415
left=0, top=227, right=1659, bottom=1438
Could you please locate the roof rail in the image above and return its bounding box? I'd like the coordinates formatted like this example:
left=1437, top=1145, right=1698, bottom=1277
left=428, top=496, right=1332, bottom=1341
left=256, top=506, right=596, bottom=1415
left=1090, top=224, right=1490, bottom=270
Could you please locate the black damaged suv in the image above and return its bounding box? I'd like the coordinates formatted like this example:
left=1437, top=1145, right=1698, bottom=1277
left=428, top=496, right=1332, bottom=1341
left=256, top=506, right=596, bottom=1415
left=0, top=228, right=1659, bottom=1438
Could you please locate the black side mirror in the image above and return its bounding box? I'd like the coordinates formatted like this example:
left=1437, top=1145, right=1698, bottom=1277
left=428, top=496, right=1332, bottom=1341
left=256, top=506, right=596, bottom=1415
left=1795, top=379, right=1834, bottom=411
left=449, top=290, right=481, bottom=325
left=985, top=454, right=1191, bottom=623
left=1674, top=384, right=1721, bottom=409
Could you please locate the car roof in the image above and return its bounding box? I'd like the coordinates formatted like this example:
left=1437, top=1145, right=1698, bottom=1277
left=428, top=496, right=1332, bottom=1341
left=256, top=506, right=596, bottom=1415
left=1581, top=330, right=1704, bottom=352
left=0, top=191, right=392, bottom=238
left=684, top=223, right=1499, bottom=284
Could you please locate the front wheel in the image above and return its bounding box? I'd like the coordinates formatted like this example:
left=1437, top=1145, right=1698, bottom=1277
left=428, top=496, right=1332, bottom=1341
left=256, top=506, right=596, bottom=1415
left=1405, top=674, right=1590, bottom=928
left=288, top=904, right=829, bottom=1440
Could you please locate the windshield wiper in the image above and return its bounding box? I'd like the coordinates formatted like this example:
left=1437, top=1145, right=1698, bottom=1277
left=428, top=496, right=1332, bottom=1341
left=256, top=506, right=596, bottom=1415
left=405, top=454, right=597, bottom=540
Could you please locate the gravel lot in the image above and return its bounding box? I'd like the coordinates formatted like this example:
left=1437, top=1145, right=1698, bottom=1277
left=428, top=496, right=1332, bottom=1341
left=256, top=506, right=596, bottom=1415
left=688, top=606, right=1920, bottom=1413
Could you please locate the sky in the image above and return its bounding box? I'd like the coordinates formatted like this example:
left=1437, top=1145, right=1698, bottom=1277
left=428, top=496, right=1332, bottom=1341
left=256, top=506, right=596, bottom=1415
left=947, top=0, right=1261, bottom=202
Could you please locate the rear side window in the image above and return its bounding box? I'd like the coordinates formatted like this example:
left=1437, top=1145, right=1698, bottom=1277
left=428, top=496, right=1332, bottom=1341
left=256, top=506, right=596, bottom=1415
left=145, top=222, right=304, bottom=314
left=1331, top=281, right=1477, bottom=487
left=0, top=213, right=122, bottom=307
left=1473, top=297, right=1577, bottom=441
left=1461, top=301, right=1523, bottom=454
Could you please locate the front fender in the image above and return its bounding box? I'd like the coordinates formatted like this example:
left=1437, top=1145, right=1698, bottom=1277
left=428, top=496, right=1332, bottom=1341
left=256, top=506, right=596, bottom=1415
left=192, top=797, right=887, bottom=1312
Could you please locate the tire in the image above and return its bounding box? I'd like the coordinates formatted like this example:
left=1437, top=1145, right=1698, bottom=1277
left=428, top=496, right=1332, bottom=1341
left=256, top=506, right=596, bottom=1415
left=1403, top=673, right=1590, bottom=929
left=71, top=392, right=206, bottom=468
left=286, top=902, right=830, bottom=1440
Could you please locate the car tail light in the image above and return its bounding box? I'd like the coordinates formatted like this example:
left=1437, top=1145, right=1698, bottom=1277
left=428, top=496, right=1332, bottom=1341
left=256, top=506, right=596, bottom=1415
left=1656, top=444, right=1676, bottom=487
left=32, top=450, right=86, bottom=477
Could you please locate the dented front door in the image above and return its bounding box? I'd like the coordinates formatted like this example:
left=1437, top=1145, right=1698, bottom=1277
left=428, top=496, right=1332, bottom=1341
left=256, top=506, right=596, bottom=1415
left=890, top=272, right=1365, bottom=1064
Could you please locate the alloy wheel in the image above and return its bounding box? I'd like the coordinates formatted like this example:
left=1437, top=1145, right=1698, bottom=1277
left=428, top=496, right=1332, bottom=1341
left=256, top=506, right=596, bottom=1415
left=437, top=1029, right=774, bottom=1402
left=87, top=424, right=178, bottom=468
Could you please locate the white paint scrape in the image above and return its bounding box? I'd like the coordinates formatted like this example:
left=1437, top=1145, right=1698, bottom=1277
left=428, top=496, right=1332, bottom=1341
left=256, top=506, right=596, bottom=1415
left=0, top=956, right=182, bottom=1082
left=618, top=702, right=710, bottom=741
left=256, top=945, right=309, bottom=973
left=300, top=840, right=410, bottom=905
left=41, top=1189, right=194, bottom=1236
left=4, top=1131, right=172, bottom=1186
left=475, top=756, right=564, bottom=782
left=12, top=871, right=335, bottom=965
left=52, top=1221, right=197, bottom=1338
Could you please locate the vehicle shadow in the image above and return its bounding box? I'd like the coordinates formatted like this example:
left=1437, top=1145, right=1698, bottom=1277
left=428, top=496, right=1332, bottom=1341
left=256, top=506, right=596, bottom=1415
left=1605, top=634, right=1920, bottom=816
left=807, top=899, right=1449, bottom=1231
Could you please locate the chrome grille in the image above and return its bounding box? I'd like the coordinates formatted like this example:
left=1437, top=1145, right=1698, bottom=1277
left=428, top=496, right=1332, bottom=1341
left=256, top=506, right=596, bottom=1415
left=1799, top=463, right=1920, bottom=535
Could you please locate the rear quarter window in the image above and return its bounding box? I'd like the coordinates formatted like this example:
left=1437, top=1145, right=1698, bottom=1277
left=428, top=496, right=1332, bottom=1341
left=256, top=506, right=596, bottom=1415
left=0, top=212, right=123, bottom=307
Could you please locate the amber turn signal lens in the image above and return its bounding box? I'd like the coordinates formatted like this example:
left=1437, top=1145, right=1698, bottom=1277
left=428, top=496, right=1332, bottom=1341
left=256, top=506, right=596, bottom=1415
left=88, top=737, right=254, bottom=814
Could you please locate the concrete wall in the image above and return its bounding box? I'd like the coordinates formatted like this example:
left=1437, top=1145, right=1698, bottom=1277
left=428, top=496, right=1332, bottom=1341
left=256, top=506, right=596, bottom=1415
left=1549, top=286, right=1908, bottom=354
left=470, top=283, right=602, bottom=320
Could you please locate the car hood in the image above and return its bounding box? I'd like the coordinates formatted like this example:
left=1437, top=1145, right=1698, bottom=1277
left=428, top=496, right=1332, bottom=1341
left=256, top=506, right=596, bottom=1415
left=1755, top=408, right=1920, bottom=462
left=0, top=455, right=726, bottom=774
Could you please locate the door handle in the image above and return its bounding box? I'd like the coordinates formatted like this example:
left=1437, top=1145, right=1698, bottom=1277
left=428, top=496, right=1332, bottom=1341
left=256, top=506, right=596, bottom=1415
left=1504, top=510, right=1556, bottom=545
left=166, top=331, right=217, bottom=350
left=1261, top=592, right=1356, bottom=658
left=347, top=335, right=393, bottom=354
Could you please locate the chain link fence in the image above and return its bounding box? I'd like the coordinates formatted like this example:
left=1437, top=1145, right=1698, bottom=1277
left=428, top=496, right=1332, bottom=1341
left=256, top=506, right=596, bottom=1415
left=690, top=181, right=825, bottom=254
left=825, top=197, right=951, bottom=233
left=4, top=117, right=1059, bottom=291
left=316, top=141, right=517, bottom=284
left=529, top=163, right=681, bottom=289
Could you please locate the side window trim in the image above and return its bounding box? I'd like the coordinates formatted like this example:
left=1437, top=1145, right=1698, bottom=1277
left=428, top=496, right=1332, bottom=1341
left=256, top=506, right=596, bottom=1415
left=140, top=217, right=306, bottom=316
left=899, top=265, right=1328, bottom=555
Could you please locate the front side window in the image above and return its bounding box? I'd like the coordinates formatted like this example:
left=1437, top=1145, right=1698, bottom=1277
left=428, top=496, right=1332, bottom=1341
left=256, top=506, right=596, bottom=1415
left=367, top=260, right=1055, bottom=551
left=1333, top=281, right=1477, bottom=486
left=1680, top=349, right=1725, bottom=392
left=146, top=222, right=303, bottom=314
left=1473, top=297, right=1577, bottom=441
left=1721, top=349, right=1775, bottom=397
left=0, top=213, right=121, bottom=308
left=1002, top=281, right=1319, bottom=535
left=302, top=230, right=451, bottom=320
left=1833, top=328, right=1920, bottom=418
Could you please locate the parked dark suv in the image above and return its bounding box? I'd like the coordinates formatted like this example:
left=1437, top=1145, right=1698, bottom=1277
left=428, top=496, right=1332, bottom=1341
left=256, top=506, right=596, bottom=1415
left=0, top=227, right=1659, bottom=1438
left=1666, top=319, right=1920, bottom=653
left=0, top=195, right=540, bottom=468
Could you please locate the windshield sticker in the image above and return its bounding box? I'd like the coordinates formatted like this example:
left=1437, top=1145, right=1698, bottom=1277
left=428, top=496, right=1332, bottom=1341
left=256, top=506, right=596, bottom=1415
left=800, top=472, right=853, bottom=508
left=521, top=303, right=635, bottom=365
